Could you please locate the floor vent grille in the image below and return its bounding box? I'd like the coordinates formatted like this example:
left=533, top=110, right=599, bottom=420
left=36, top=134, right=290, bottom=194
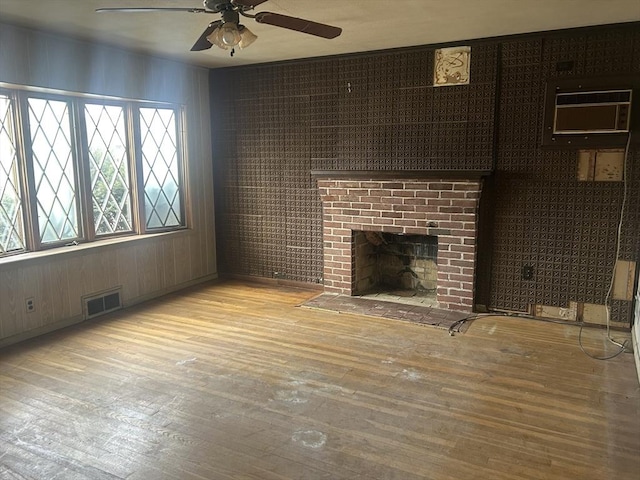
left=83, top=288, right=122, bottom=320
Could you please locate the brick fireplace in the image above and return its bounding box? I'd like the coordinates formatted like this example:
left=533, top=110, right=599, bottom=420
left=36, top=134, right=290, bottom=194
left=315, top=174, right=484, bottom=312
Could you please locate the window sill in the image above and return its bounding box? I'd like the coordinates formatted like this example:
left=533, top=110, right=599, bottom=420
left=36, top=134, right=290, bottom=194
left=0, top=229, right=191, bottom=269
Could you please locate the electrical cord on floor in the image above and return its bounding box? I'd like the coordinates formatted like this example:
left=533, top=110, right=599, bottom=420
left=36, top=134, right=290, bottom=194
left=447, top=311, right=576, bottom=336
left=452, top=134, right=635, bottom=361
left=448, top=314, right=484, bottom=335
left=449, top=312, right=632, bottom=360
left=577, top=131, right=634, bottom=360
left=578, top=322, right=629, bottom=360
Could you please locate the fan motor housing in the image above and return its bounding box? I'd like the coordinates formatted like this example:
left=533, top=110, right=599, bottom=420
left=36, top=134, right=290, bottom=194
left=222, top=9, right=240, bottom=24
left=205, top=1, right=248, bottom=13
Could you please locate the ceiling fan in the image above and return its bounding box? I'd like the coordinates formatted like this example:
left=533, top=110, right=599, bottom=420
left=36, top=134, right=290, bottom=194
left=96, top=0, right=342, bottom=54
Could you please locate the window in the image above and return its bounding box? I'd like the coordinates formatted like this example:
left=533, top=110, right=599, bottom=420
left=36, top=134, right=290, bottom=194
left=140, top=107, right=183, bottom=229
left=85, top=103, right=133, bottom=235
left=28, top=97, right=80, bottom=244
left=0, top=94, right=25, bottom=254
left=0, top=88, right=186, bottom=258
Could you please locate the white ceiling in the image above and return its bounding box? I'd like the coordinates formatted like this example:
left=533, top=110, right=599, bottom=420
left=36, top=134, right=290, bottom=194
left=1, top=0, right=639, bottom=69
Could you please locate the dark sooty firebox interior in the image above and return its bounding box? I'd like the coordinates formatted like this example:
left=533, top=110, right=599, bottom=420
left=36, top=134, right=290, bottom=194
left=353, top=231, right=438, bottom=300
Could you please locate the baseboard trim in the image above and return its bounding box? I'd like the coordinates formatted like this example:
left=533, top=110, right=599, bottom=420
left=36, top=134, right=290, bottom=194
left=0, top=315, right=84, bottom=349
left=632, top=322, right=640, bottom=387
left=0, top=273, right=218, bottom=349
left=222, top=273, right=324, bottom=292
left=123, top=273, right=219, bottom=308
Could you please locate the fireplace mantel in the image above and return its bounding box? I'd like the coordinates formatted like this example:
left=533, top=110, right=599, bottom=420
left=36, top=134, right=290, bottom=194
left=311, top=170, right=492, bottom=180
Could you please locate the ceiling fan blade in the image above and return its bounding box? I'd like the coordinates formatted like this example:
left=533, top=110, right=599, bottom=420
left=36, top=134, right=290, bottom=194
left=233, top=0, right=270, bottom=7
left=95, top=7, right=209, bottom=13
left=254, top=12, right=342, bottom=39
left=191, top=21, right=223, bottom=51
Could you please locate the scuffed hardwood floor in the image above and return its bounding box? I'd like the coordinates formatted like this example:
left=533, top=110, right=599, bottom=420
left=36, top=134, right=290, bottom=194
left=1, top=281, right=638, bottom=480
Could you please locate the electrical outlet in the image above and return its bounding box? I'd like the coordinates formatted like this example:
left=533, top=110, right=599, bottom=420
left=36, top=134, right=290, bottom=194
left=25, top=297, right=35, bottom=313
left=522, top=265, right=534, bottom=281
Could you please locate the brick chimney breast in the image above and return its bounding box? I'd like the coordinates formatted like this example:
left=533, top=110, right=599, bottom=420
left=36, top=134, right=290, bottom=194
left=317, top=178, right=482, bottom=312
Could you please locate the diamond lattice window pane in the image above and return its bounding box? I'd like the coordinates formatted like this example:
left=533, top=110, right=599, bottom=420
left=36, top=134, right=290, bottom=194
left=85, top=104, right=133, bottom=235
left=27, top=97, right=79, bottom=244
left=0, top=94, right=26, bottom=254
left=140, top=107, right=182, bottom=229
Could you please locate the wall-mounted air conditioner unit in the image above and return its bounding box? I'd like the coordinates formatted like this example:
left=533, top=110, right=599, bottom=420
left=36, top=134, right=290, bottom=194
left=543, top=76, right=637, bottom=148
left=553, top=90, right=631, bottom=134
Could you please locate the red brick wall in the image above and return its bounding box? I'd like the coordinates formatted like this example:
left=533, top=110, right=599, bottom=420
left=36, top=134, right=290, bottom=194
left=318, top=179, right=482, bottom=312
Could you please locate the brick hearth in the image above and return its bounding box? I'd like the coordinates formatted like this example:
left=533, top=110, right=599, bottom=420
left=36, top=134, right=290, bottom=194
left=317, top=178, right=483, bottom=312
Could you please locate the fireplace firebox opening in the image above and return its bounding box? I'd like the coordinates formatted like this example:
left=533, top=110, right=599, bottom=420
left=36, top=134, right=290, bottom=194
left=354, top=231, right=438, bottom=305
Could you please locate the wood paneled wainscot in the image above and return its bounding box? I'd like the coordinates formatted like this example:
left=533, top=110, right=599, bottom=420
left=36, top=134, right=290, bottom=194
left=0, top=231, right=217, bottom=347
left=0, top=23, right=217, bottom=346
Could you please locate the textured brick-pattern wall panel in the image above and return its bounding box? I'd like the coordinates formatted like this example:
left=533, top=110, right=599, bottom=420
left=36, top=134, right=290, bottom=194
left=490, top=24, right=640, bottom=323
left=488, top=177, right=638, bottom=312
left=306, top=43, right=498, bottom=172
left=211, top=23, right=639, bottom=326
left=211, top=41, right=498, bottom=286
left=318, top=179, right=482, bottom=312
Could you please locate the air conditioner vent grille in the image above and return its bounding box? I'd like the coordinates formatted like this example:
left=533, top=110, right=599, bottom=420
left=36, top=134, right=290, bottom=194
left=557, top=90, right=631, bottom=106
left=83, top=288, right=122, bottom=320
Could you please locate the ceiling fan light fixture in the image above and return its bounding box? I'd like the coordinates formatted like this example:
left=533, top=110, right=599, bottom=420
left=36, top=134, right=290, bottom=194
left=206, top=22, right=242, bottom=49
left=238, top=25, right=257, bottom=49
left=219, top=22, right=242, bottom=46
left=206, top=26, right=227, bottom=49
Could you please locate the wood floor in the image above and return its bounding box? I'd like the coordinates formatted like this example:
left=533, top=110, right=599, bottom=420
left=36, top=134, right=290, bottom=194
left=1, top=281, right=638, bottom=480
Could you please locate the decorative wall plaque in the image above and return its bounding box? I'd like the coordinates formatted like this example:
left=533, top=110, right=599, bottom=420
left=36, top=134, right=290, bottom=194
left=434, top=46, right=471, bottom=86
